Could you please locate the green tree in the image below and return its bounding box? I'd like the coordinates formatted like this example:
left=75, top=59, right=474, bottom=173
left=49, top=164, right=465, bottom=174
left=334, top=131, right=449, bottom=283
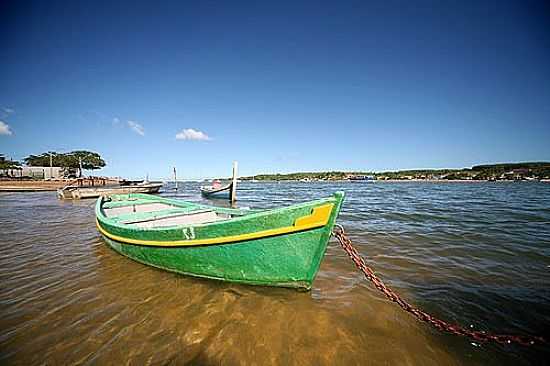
left=65, top=151, right=106, bottom=170
left=24, top=150, right=106, bottom=175
left=23, top=151, right=60, bottom=166
left=0, top=154, right=21, bottom=169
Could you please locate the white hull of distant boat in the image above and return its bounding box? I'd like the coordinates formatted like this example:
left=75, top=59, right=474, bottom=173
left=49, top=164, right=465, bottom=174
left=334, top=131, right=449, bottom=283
left=57, top=183, right=163, bottom=199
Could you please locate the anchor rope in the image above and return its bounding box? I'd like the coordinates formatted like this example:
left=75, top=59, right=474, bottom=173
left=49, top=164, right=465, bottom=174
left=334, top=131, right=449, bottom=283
left=332, top=225, right=546, bottom=346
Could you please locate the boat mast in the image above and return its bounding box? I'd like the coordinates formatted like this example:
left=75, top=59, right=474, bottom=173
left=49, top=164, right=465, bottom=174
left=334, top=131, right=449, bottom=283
left=231, top=161, right=238, bottom=203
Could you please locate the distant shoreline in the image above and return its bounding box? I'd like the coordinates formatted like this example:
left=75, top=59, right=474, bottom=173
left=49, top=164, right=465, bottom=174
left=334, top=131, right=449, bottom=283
left=241, top=162, right=550, bottom=182
left=246, top=179, right=550, bottom=183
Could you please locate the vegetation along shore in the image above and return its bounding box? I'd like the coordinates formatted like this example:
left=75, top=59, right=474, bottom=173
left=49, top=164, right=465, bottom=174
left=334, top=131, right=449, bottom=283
left=241, top=162, right=550, bottom=182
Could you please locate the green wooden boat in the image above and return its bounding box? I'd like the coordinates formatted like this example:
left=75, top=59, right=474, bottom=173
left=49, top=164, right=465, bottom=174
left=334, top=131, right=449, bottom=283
left=95, top=192, right=345, bottom=289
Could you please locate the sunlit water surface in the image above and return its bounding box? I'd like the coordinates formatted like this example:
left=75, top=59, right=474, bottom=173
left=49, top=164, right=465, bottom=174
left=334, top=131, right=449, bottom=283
left=1, top=181, right=549, bottom=365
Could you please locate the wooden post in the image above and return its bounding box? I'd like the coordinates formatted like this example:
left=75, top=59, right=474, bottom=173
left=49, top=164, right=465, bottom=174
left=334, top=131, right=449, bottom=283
left=230, top=161, right=238, bottom=203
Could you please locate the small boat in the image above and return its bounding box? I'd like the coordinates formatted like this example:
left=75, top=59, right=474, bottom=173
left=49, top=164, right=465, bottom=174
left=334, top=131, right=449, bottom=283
left=200, top=161, right=238, bottom=201
left=58, top=182, right=162, bottom=199
left=200, top=180, right=233, bottom=199
left=118, top=179, right=144, bottom=186
left=348, top=175, right=375, bottom=181
left=95, top=192, right=345, bottom=289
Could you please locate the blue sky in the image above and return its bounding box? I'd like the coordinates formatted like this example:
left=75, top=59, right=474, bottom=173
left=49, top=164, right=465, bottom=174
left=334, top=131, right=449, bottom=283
left=1, top=0, right=549, bottom=179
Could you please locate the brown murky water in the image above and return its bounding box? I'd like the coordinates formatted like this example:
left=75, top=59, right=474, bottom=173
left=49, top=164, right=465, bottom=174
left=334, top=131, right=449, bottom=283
left=1, top=182, right=549, bottom=365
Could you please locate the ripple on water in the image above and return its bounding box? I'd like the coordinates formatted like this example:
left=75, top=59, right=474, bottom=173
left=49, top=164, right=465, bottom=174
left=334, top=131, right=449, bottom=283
left=1, top=183, right=549, bottom=365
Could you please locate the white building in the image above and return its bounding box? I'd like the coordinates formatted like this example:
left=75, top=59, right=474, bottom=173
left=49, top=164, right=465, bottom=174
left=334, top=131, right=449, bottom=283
left=0, top=166, right=65, bottom=179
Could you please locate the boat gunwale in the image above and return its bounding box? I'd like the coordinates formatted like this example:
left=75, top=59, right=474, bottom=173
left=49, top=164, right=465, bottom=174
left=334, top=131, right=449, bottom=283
left=96, top=193, right=340, bottom=232
left=97, top=218, right=329, bottom=248
left=95, top=192, right=344, bottom=247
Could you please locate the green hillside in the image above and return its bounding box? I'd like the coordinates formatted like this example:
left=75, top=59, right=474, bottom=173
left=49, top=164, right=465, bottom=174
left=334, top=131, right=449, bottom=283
left=241, top=162, right=550, bottom=181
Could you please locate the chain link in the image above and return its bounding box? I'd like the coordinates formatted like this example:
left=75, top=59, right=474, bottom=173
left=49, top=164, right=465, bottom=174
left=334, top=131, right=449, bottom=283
left=332, top=225, right=546, bottom=346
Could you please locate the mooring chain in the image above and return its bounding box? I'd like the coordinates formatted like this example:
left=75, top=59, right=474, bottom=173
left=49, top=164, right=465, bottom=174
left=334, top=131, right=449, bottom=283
left=331, top=225, right=546, bottom=346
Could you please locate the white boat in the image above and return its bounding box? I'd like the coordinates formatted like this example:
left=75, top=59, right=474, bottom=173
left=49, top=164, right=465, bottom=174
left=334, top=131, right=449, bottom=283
left=57, top=182, right=163, bottom=199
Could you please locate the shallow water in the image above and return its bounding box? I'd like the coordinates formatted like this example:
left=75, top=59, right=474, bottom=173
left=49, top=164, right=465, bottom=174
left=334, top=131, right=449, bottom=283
left=1, top=181, right=549, bottom=365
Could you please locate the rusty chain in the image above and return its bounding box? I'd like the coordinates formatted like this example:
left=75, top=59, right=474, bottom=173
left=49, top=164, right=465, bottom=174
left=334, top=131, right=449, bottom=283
left=331, top=225, right=546, bottom=346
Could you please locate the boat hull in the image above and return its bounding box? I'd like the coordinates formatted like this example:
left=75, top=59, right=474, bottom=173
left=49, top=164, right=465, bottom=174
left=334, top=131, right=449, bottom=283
left=200, top=190, right=230, bottom=199
left=101, top=225, right=329, bottom=289
left=96, top=192, right=344, bottom=289
left=200, top=184, right=232, bottom=199
left=58, top=184, right=162, bottom=199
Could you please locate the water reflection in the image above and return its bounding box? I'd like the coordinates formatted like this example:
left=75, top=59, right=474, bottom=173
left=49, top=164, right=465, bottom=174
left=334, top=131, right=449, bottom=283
left=1, top=182, right=549, bottom=364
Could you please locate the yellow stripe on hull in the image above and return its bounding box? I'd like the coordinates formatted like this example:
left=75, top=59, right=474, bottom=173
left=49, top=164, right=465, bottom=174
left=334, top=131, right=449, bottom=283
left=96, top=203, right=334, bottom=247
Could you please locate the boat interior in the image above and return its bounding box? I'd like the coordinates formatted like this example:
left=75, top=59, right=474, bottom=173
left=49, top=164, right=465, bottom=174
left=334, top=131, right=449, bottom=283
left=101, top=200, right=237, bottom=228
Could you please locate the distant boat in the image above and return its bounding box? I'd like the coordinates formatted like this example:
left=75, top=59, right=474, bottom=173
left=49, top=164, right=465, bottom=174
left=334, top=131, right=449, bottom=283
left=95, top=192, right=345, bottom=289
left=119, top=179, right=144, bottom=186
left=348, top=175, right=375, bottom=181
left=57, top=182, right=162, bottom=199
left=200, top=161, right=239, bottom=201
left=200, top=180, right=233, bottom=199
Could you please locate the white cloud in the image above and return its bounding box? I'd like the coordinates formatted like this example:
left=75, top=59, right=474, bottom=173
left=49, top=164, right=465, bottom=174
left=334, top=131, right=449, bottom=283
left=176, top=128, right=211, bottom=141
left=127, top=120, right=145, bottom=136
left=0, top=121, right=12, bottom=135
left=112, top=117, right=120, bottom=125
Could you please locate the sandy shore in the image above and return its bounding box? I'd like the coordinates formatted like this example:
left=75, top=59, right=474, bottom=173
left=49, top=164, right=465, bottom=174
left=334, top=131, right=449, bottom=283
left=0, top=179, right=120, bottom=191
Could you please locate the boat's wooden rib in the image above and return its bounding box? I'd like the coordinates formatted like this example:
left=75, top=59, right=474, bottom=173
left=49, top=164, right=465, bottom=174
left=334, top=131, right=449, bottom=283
left=95, top=192, right=345, bottom=289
